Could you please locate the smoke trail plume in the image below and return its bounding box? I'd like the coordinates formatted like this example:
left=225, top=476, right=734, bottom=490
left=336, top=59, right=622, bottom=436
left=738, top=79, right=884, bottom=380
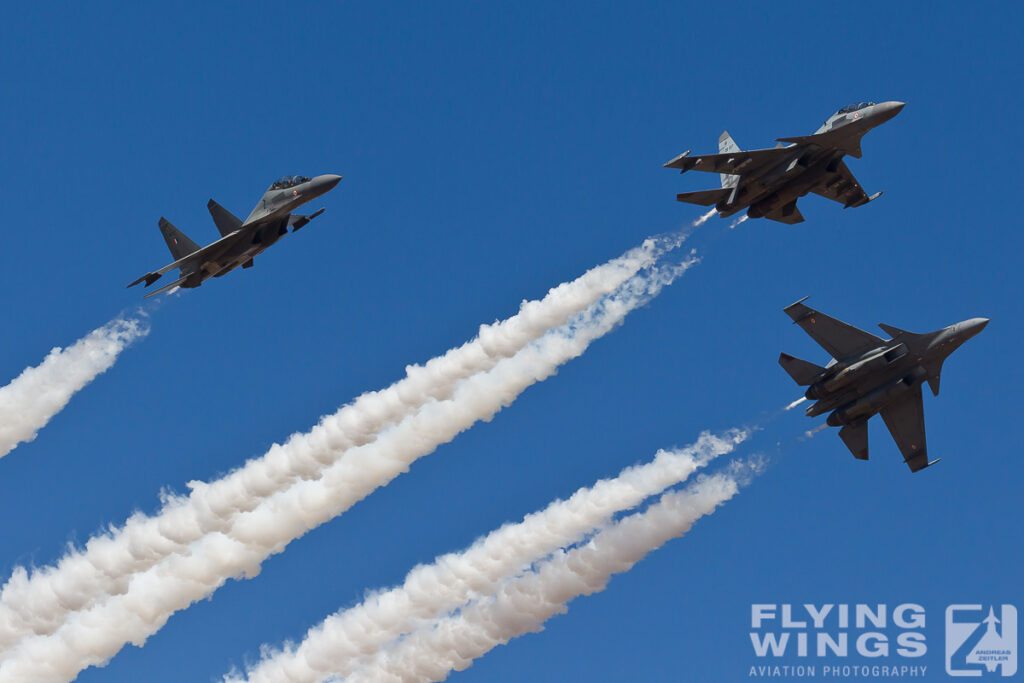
left=0, top=234, right=692, bottom=653
left=228, top=429, right=749, bottom=683
left=692, top=208, right=717, bottom=227
left=784, top=397, right=807, bottom=411
left=347, top=462, right=761, bottom=683
left=800, top=424, right=827, bottom=441
left=0, top=316, right=148, bottom=460
left=728, top=214, right=749, bottom=229
left=0, top=254, right=699, bottom=681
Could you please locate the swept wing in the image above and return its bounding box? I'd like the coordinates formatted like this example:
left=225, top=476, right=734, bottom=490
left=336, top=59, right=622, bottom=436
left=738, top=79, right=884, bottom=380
left=783, top=298, right=885, bottom=360
left=878, top=385, right=933, bottom=472
left=811, top=160, right=876, bottom=209
left=127, top=230, right=246, bottom=289
left=663, top=147, right=791, bottom=176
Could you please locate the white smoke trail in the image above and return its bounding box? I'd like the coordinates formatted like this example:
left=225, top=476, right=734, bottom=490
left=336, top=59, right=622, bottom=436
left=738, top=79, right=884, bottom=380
left=728, top=214, right=748, bottom=229
left=692, top=208, right=717, bottom=227
left=0, top=255, right=699, bottom=681
left=0, top=234, right=689, bottom=652
left=228, top=429, right=749, bottom=683
left=0, top=316, right=148, bottom=460
left=800, top=424, right=827, bottom=441
left=347, top=462, right=761, bottom=683
left=784, top=396, right=807, bottom=411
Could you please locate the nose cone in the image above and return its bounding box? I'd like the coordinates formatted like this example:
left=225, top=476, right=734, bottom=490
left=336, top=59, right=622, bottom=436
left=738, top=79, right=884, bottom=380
left=871, top=101, right=905, bottom=125
left=316, top=174, right=343, bottom=192
left=963, top=317, right=990, bottom=339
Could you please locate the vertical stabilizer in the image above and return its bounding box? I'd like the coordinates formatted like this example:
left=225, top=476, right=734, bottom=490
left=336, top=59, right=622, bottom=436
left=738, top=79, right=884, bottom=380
left=158, top=218, right=200, bottom=263
left=207, top=199, right=243, bottom=237
left=718, top=131, right=740, bottom=189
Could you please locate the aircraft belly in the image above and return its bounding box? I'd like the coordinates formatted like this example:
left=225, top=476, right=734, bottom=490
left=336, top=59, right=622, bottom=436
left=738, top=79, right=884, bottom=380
left=737, top=163, right=810, bottom=211
left=809, top=359, right=921, bottom=417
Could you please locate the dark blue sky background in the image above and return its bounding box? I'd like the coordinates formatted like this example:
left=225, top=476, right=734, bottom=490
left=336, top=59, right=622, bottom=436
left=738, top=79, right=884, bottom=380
left=1, top=2, right=1021, bottom=681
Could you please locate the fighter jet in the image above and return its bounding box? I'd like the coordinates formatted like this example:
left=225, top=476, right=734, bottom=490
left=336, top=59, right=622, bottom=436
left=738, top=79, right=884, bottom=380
left=664, top=101, right=904, bottom=224
left=128, top=174, right=342, bottom=297
left=778, top=298, right=987, bottom=472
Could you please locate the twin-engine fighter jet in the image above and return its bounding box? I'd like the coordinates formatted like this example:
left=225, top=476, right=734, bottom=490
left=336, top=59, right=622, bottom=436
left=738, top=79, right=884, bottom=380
left=664, top=101, right=904, bottom=224
left=779, top=298, right=987, bottom=472
left=128, top=174, right=342, bottom=297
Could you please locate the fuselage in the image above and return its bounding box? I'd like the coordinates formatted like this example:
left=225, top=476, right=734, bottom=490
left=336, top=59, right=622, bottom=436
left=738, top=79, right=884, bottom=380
left=805, top=318, right=988, bottom=426
left=717, top=101, right=905, bottom=218
left=186, top=174, right=342, bottom=285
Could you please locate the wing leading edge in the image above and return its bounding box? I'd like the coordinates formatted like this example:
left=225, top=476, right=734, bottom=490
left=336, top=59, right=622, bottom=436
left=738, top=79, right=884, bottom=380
left=878, top=384, right=937, bottom=473
left=783, top=298, right=885, bottom=360
left=127, top=230, right=246, bottom=290
left=810, top=160, right=880, bottom=209
left=663, top=146, right=790, bottom=177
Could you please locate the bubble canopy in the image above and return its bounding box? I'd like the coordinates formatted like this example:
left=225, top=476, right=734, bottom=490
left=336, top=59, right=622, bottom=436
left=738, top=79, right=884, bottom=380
left=837, top=102, right=875, bottom=115
left=270, top=175, right=311, bottom=190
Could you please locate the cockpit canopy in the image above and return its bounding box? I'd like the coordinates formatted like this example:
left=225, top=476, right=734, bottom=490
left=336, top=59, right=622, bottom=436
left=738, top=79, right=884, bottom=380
left=270, top=175, right=311, bottom=190
left=836, top=102, right=875, bottom=115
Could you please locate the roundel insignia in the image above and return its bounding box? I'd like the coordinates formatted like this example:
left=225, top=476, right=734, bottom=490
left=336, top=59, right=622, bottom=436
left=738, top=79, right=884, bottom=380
left=852, top=112, right=861, bottom=120
left=293, top=189, right=298, bottom=197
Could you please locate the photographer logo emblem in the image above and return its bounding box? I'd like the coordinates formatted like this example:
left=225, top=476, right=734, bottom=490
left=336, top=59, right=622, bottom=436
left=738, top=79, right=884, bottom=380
left=946, top=605, right=1017, bottom=677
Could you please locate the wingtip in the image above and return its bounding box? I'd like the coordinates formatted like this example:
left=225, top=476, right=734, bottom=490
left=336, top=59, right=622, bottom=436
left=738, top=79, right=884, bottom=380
left=663, top=150, right=691, bottom=168
left=783, top=295, right=811, bottom=311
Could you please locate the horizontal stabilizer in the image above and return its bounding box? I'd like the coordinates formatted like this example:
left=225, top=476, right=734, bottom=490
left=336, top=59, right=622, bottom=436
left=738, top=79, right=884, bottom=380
left=778, top=352, right=824, bottom=386
left=776, top=130, right=863, bottom=158
left=143, top=273, right=190, bottom=299
left=839, top=421, right=869, bottom=461
left=207, top=199, right=243, bottom=237
left=675, top=187, right=731, bottom=207
left=127, top=272, right=162, bottom=288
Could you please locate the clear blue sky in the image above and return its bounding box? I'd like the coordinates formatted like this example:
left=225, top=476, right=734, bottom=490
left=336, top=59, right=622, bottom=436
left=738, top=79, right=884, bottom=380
left=1, top=2, right=1021, bottom=681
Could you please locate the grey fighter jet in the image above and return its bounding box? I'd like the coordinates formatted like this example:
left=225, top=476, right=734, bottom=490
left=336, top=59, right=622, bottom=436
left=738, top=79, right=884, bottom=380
left=664, top=101, right=904, bottom=224
left=128, top=174, right=342, bottom=297
left=778, top=298, right=987, bottom=472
